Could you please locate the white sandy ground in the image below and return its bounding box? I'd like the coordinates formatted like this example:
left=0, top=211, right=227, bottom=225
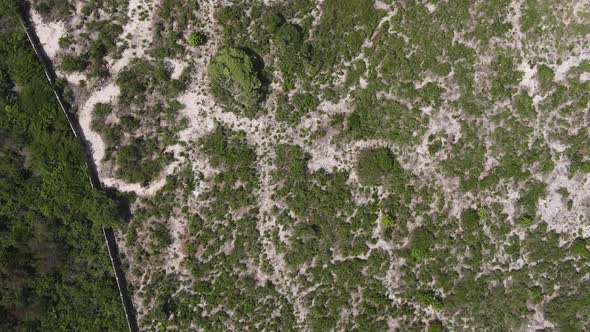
left=167, top=59, right=187, bottom=80
left=517, top=61, right=539, bottom=95
left=30, top=9, right=88, bottom=85
left=373, top=0, right=391, bottom=11
left=553, top=53, right=590, bottom=82
left=29, top=10, right=65, bottom=59
left=77, top=82, right=119, bottom=168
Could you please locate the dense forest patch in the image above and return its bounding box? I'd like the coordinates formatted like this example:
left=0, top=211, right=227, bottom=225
left=0, top=2, right=126, bottom=330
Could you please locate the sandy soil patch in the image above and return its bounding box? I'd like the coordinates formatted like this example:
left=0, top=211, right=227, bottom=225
left=110, top=0, right=156, bottom=73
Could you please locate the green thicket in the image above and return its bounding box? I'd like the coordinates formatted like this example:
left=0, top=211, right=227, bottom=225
left=309, top=0, right=383, bottom=76
left=128, top=127, right=298, bottom=330
left=30, top=0, right=72, bottom=20
left=188, top=31, right=207, bottom=47
left=0, top=2, right=126, bottom=330
left=107, top=59, right=186, bottom=182
left=117, top=59, right=186, bottom=105
left=116, top=138, right=171, bottom=184
left=59, top=18, right=123, bottom=78
left=199, top=126, right=259, bottom=213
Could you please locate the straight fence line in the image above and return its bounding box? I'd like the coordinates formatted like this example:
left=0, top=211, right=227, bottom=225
left=18, top=14, right=137, bottom=332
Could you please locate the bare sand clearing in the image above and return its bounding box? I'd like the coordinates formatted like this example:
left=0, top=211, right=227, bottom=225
left=29, top=10, right=65, bottom=59
left=538, top=159, right=590, bottom=237
left=553, top=53, right=590, bottom=82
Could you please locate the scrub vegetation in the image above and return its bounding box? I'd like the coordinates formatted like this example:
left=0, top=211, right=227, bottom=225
left=13, top=0, right=590, bottom=330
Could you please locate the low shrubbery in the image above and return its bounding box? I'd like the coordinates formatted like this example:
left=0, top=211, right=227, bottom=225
left=356, top=147, right=405, bottom=186
left=116, top=139, right=170, bottom=184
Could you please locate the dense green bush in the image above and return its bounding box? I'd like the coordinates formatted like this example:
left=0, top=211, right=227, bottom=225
left=117, top=60, right=185, bottom=105
left=544, top=284, right=590, bottom=331
left=188, top=31, right=207, bottom=46
left=208, top=47, right=262, bottom=116
left=59, top=54, right=89, bottom=72
left=151, top=223, right=172, bottom=250
left=152, top=0, right=200, bottom=58
left=91, top=102, right=112, bottom=132
left=32, top=0, right=73, bottom=20
left=272, top=22, right=308, bottom=90
left=116, top=139, right=169, bottom=184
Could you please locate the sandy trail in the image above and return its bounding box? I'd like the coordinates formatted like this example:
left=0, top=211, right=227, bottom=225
left=78, top=83, right=186, bottom=196
left=31, top=1, right=180, bottom=196
left=78, top=83, right=120, bottom=170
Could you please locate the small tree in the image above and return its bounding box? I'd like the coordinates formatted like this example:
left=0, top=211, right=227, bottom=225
left=188, top=32, right=207, bottom=46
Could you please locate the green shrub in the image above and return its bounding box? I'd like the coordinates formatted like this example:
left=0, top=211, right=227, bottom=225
left=356, top=147, right=404, bottom=186
left=120, top=115, right=140, bottom=131
left=491, top=55, right=522, bottom=98
left=188, top=32, right=207, bottom=46
left=60, top=54, right=89, bottom=72
left=381, top=214, right=395, bottom=228
left=518, top=216, right=533, bottom=228
left=208, top=47, right=262, bottom=116
left=417, top=290, right=444, bottom=310
left=276, top=92, right=319, bottom=123
left=91, top=102, right=112, bottom=134
left=570, top=238, right=589, bottom=257
left=428, top=320, right=445, bottom=332
left=261, top=13, right=284, bottom=33
left=545, top=285, right=590, bottom=331
left=519, top=182, right=546, bottom=213
left=116, top=139, right=168, bottom=184
left=151, top=223, right=172, bottom=249
left=538, top=64, right=555, bottom=82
